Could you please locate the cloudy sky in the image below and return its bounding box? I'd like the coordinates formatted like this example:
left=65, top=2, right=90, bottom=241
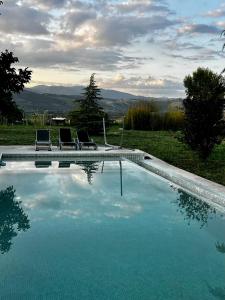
left=1, top=0, right=225, bottom=97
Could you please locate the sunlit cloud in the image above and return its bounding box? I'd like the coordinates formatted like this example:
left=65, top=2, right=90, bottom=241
left=204, top=4, right=225, bottom=18
left=0, top=0, right=224, bottom=96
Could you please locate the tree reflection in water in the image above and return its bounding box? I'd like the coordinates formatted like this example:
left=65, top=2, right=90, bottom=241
left=206, top=282, right=225, bottom=300
left=215, top=242, right=225, bottom=254
left=76, top=161, right=100, bottom=185
left=175, top=189, right=216, bottom=228
left=0, top=186, right=30, bottom=254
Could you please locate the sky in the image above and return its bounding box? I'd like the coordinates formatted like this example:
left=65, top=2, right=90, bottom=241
left=0, top=0, right=225, bottom=97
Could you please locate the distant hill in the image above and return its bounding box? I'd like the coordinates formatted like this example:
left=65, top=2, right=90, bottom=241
left=14, top=86, right=183, bottom=117
left=29, top=85, right=141, bottom=100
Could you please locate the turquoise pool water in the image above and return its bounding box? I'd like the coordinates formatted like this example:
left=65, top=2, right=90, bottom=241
left=0, top=160, right=224, bottom=299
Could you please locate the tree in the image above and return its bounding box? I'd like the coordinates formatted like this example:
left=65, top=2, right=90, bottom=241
left=70, top=73, right=106, bottom=134
left=183, top=67, right=225, bottom=158
left=0, top=186, right=30, bottom=254
left=76, top=161, right=99, bottom=184
left=0, top=50, right=32, bottom=122
left=0, top=1, right=3, bottom=18
left=175, top=189, right=216, bottom=228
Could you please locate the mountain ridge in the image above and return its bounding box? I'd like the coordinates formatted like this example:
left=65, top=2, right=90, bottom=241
left=14, top=86, right=183, bottom=117
left=28, top=85, right=145, bottom=100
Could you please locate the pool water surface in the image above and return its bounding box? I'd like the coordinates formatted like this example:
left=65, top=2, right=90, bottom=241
left=0, top=160, right=224, bottom=299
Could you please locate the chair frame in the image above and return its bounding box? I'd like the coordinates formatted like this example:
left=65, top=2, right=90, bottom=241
left=35, top=129, right=52, bottom=151
left=58, top=128, right=77, bottom=150
left=76, top=130, right=98, bottom=150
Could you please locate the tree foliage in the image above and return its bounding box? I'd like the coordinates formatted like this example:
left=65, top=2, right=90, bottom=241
left=70, top=73, right=106, bottom=134
left=0, top=186, right=30, bottom=254
left=183, top=67, right=225, bottom=159
left=0, top=50, right=32, bottom=122
left=175, top=189, right=216, bottom=228
left=125, top=101, right=184, bottom=131
left=76, top=161, right=99, bottom=185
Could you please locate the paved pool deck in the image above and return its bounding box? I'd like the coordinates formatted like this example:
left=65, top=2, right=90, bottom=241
left=1, top=145, right=225, bottom=210
left=0, top=145, right=145, bottom=162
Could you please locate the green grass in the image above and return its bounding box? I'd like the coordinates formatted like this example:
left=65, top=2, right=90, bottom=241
left=0, top=125, right=225, bottom=186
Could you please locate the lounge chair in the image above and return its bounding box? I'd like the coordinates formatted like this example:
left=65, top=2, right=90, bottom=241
left=35, top=161, right=52, bottom=168
left=76, top=130, right=97, bottom=150
left=58, top=128, right=77, bottom=150
left=35, top=129, right=52, bottom=151
left=58, top=161, right=75, bottom=168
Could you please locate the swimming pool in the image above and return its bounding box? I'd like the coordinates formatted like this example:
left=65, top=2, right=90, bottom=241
left=0, top=159, right=224, bottom=299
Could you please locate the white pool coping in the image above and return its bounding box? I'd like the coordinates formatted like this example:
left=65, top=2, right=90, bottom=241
left=0, top=145, right=145, bottom=162
left=1, top=145, right=225, bottom=209
left=138, top=154, right=225, bottom=210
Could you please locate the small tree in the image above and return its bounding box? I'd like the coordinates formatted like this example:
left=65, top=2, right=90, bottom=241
left=183, top=67, right=225, bottom=158
left=0, top=50, right=32, bottom=122
left=70, top=74, right=106, bottom=134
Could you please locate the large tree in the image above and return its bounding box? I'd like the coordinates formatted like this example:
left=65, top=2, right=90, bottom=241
left=70, top=73, right=106, bottom=134
left=0, top=50, right=32, bottom=122
left=183, top=67, right=225, bottom=158
left=0, top=186, right=30, bottom=254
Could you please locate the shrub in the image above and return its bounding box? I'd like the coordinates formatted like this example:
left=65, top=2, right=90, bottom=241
left=125, top=101, right=184, bottom=131
left=125, top=101, right=159, bottom=130
left=183, top=67, right=225, bottom=159
left=164, top=111, right=184, bottom=131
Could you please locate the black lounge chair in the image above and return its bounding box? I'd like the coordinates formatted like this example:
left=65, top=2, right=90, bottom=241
left=76, top=130, right=97, bottom=150
left=35, top=161, right=52, bottom=168
left=59, top=128, right=77, bottom=150
left=35, top=129, right=52, bottom=151
left=58, top=161, right=75, bottom=168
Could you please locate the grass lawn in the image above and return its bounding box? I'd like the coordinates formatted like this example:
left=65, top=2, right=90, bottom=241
left=0, top=125, right=225, bottom=186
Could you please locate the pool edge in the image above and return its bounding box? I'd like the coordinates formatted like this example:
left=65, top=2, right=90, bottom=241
left=137, top=154, right=225, bottom=209
left=1, top=146, right=225, bottom=208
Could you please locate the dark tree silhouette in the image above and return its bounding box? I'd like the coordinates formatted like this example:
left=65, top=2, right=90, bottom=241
left=0, top=2, right=3, bottom=17
left=175, top=189, right=216, bottom=228
left=0, top=186, right=30, bottom=254
left=70, top=74, right=107, bottom=134
left=206, top=281, right=225, bottom=300
left=183, top=67, right=225, bottom=159
left=0, top=50, right=32, bottom=122
left=76, top=161, right=99, bottom=184
left=215, top=241, right=225, bottom=254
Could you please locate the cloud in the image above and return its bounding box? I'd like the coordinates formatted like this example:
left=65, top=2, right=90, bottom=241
left=204, top=4, right=225, bottom=18
left=62, top=10, right=97, bottom=32
left=0, top=1, right=50, bottom=35
left=87, top=16, right=178, bottom=46
left=59, top=0, right=179, bottom=47
left=115, top=0, right=172, bottom=15
left=12, top=45, right=144, bottom=71
left=22, top=0, right=69, bottom=10
left=179, top=24, right=220, bottom=35
left=162, top=39, right=204, bottom=51
left=100, top=74, right=184, bottom=97
left=168, top=48, right=224, bottom=62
